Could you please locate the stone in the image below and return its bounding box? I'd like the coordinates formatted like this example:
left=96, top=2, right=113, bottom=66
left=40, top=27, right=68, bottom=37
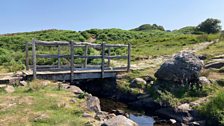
left=142, top=75, right=155, bottom=83
left=68, top=85, right=84, bottom=94
left=155, top=52, right=203, bottom=84
left=83, top=112, right=94, bottom=118
left=4, top=85, right=15, bottom=93
left=156, top=108, right=193, bottom=123
left=199, top=76, right=211, bottom=85
left=169, top=119, right=176, bottom=124
left=87, top=96, right=101, bottom=113
left=102, top=115, right=138, bottom=126
left=19, top=81, right=27, bottom=86
left=33, top=113, right=49, bottom=122
left=198, top=55, right=207, bottom=60
left=95, top=111, right=115, bottom=121
left=130, top=78, right=146, bottom=88
left=177, top=103, right=191, bottom=112
left=205, top=61, right=224, bottom=69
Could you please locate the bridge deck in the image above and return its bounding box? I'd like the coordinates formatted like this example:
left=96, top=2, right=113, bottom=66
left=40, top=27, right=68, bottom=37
left=23, top=67, right=127, bottom=81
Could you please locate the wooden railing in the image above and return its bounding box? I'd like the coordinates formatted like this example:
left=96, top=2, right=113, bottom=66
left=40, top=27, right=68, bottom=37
left=25, top=40, right=131, bottom=81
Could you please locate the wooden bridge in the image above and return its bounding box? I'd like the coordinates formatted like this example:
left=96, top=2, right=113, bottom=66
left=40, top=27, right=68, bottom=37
left=23, top=40, right=131, bottom=82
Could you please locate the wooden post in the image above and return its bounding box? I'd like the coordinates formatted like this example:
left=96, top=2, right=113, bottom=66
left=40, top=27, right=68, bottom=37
left=84, top=45, right=88, bottom=68
left=32, top=40, right=37, bottom=79
left=57, top=45, right=61, bottom=68
left=25, top=42, right=29, bottom=70
left=107, top=47, right=111, bottom=67
left=101, top=43, right=105, bottom=78
left=127, top=43, right=131, bottom=72
left=70, top=42, right=74, bottom=83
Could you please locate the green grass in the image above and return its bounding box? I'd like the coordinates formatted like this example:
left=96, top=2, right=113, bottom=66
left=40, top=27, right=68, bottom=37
left=0, top=28, right=220, bottom=72
left=197, top=91, right=224, bottom=126
left=0, top=80, right=95, bottom=126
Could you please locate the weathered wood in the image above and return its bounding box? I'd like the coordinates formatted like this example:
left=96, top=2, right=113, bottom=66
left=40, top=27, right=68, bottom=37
left=57, top=45, right=61, bottom=68
left=36, top=54, right=70, bottom=58
left=32, top=40, right=37, bottom=79
left=84, top=45, right=88, bottom=68
left=127, top=43, right=131, bottom=72
left=101, top=43, right=105, bottom=78
left=105, top=56, right=128, bottom=59
left=105, top=44, right=128, bottom=47
left=25, top=42, right=29, bottom=70
left=70, top=42, right=74, bottom=82
left=108, top=47, right=111, bottom=67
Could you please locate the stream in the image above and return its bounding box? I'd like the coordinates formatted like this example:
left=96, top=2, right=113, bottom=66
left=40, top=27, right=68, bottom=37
left=100, top=98, right=170, bottom=126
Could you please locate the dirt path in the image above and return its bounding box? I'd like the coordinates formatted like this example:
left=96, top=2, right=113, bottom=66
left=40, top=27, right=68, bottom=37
left=129, top=41, right=216, bottom=70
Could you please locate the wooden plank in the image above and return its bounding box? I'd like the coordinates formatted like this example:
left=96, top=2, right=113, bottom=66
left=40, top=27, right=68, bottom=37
left=70, top=41, right=74, bottom=83
left=25, top=42, right=29, bottom=70
left=105, top=56, right=128, bottom=59
left=32, top=39, right=37, bottom=79
left=108, top=47, right=111, bottom=67
left=84, top=45, right=88, bottom=68
left=101, top=43, right=105, bottom=78
left=105, top=44, right=128, bottom=47
left=36, top=54, right=70, bottom=58
left=127, top=43, right=131, bottom=72
left=57, top=45, right=61, bottom=68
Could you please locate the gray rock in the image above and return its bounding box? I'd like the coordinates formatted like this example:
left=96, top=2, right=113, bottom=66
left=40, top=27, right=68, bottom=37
left=156, top=108, right=193, bottom=123
left=155, top=52, right=203, bottom=83
left=102, top=115, right=138, bottom=126
left=169, top=119, right=176, bottom=124
left=68, top=85, right=84, bottom=94
left=19, top=81, right=27, bottom=86
left=199, top=76, right=211, bottom=85
left=130, top=78, right=146, bottom=88
left=83, top=112, right=94, bottom=118
left=205, top=61, right=224, bottom=69
left=87, top=96, right=101, bottom=113
left=95, top=111, right=116, bottom=121
left=4, top=85, right=15, bottom=93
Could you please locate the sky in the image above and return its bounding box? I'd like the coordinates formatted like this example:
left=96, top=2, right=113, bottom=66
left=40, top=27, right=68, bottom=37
left=0, top=0, right=224, bottom=34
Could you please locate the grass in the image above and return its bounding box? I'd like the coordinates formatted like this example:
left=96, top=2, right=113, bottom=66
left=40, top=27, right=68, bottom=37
left=197, top=40, right=224, bottom=58
left=0, top=80, right=96, bottom=126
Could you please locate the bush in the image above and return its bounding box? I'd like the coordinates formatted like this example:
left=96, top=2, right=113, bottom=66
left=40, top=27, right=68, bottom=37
left=198, top=92, right=224, bottom=125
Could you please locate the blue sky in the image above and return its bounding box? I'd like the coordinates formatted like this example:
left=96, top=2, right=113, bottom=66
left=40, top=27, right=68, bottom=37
left=0, top=0, right=223, bottom=34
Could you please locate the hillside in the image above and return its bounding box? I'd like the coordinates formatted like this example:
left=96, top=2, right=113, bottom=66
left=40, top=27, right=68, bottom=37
left=0, top=28, right=220, bottom=72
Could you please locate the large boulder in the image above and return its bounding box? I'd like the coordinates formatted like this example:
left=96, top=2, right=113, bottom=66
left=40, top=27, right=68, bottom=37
left=102, top=115, right=138, bottom=126
left=87, top=96, right=101, bottom=113
left=155, top=52, right=203, bottom=83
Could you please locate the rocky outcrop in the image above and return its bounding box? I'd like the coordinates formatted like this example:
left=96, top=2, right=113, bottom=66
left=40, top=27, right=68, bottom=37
left=155, top=52, right=203, bottom=84
left=130, top=78, right=146, bottom=88
left=102, top=115, right=138, bottom=126
left=87, top=96, right=101, bottom=113
left=199, top=76, right=211, bottom=85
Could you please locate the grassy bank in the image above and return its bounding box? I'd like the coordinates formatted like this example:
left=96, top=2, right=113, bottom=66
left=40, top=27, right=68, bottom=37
left=0, top=80, right=96, bottom=126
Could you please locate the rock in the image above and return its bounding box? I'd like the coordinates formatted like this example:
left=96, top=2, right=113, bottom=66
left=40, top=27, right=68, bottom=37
left=198, top=55, right=207, bottom=60
left=129, top=97, right=160, bottom=110
left=95, top=111, right=116, bottom=121
left=70, top=98, right=77, bottom=103
left=83, top=112, right=94, bottom=118
left=87, top=96, right=101, bottom=113
left=102, top=115, right=138, bottom=126
left=0, top=84, right=6, bottom=88
left=199, top=76, right=211, bottom=85
left=33, top=113, right=49, bottom=122
left=169, top=119, right=176, bottom=124
left=177, top=103, right=191, bottom=112
left=19, top=81, right=27, bottom=86
left=142, top=75, right=155, bottom=83
left=155, top=52, right=203, bottom=83
left=156, top=108, right=193, bottom=123
left=112, top=109, right=129, bottom=117
left=130, top=78, right=146, bottom=88
left=68, top=85, right=84, bottom=94
left=4, top=85, right=15, bottom=93
left=205, top=61, right=224, bottom=69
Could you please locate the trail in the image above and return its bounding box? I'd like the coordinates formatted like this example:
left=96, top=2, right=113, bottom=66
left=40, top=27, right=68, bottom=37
left=129, top=41, right=216, bottom=70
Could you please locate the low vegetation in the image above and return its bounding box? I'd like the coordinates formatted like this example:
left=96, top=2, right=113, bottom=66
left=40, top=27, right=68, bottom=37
left=0, top=80, right=95, bottom=126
